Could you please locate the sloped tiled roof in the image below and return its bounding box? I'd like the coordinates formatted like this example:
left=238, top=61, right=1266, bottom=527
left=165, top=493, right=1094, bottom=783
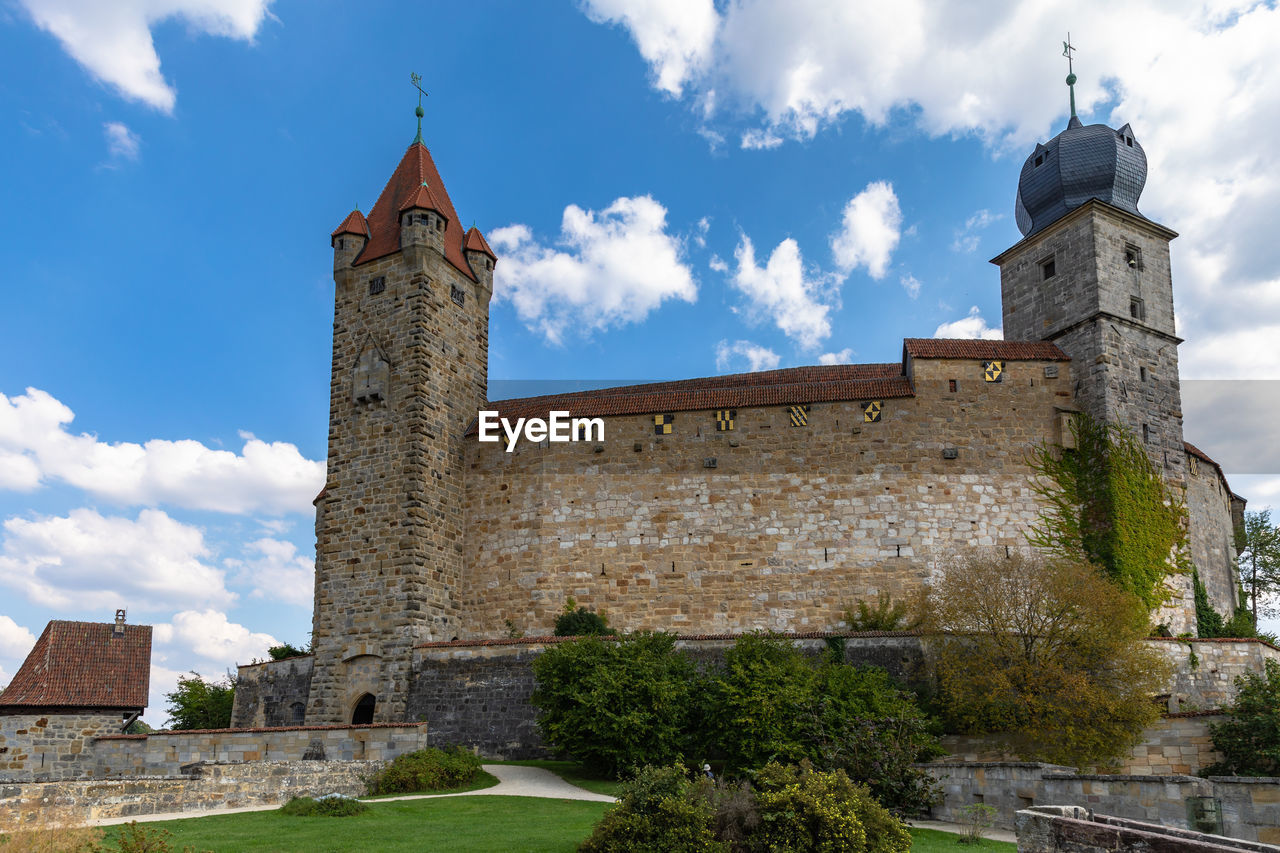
left=0, top=620, right=151, bottom=711
left=330, top=209, right=368, bottom=240
left=398, top=181, right=444, bottom=215
left=466, top=364, right=912, bottom=435
left=464, top=226, right=496, bottom=259
left=904, top=338, right=1070, bottom=361
left=1184, top=440, right=1233, bottom=493
left=357, top=141, right=475, bottom=280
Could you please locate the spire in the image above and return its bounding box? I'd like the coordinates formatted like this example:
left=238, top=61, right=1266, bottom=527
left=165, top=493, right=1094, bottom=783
left=1063, top=34, right=1079, bottom=125
left=410, top=71, right=428, bottom=146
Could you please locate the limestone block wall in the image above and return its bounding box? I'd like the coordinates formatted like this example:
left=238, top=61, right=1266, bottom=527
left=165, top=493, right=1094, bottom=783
left=91, top=722, right=427, bottom=777
left=463, top=357, right=1072, bottom=638
left=0, top=760, right=380, bottom=829
left=1186, top=454, right=1243, bottom=617
left=1148, top=638, right=1280, bottom=710
left=230, top=655, right=313, bottom=729
left=0, top=713, right=122, bottom=782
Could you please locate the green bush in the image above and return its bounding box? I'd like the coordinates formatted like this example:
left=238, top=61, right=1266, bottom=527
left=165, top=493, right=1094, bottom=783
left=842, top=592, right=920, bottom=632
left=554, top=598, right=617, bottom=636
left=1204, top=658, right=1280, bottom=776
left=533, top=632, right=696, bottom=777
left=750, top=762, right=911, bottom=853
left=579, top=765, right=726, bottom=853
left=279, top=795, right=369, bottom=817
left=365, top=746, right=483, bottom=795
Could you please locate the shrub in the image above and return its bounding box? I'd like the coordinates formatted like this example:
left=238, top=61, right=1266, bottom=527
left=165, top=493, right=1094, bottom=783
left=365, top=746, right=483, bottom=795
left=1204, top=658, right=1280, bottom=776
left=268, top=642, right=310, bottom=660
left=533, top=632, right=696, bottom=777
left=749, top=762, right=910, bottom=853
left=957, top=803, right=998, bottom=845
left=279, top=795, right=368, bottom=817
left=842, top=592, right=920, bottom=632
left=554, top=597, right=617, bottom=636
left=579, top=765, right=726, bottom=853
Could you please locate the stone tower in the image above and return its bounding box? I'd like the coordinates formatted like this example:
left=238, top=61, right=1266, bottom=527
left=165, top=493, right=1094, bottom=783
left=306, top=125, right=496, bottom=724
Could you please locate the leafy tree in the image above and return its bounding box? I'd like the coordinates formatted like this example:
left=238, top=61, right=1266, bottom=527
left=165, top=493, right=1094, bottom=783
left=1028, top=413, right=1190, bottom=611
left=1203, top=659, right=1280, bottom=776
left=1237, top=509, right=1280, bottom=623
left=267, top=642, right=310, bottom=660
left=1193, top=568, right=1226, bottom=637
left=552, top=596, right=617, bottom=636
left=532, top=632, right=694, bottom=777
left=921, top=551, right=1169, bottom=769
left=164, top=671, right=235, bottom=730
left=124, top=718, right=153, bottom=735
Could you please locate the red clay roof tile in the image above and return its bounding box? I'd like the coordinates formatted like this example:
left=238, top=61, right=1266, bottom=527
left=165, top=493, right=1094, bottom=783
left=903, top=338, right=1070, bottom=361
left=357, top=142, right=475, bottom=281
left=464, top=226, right=496, bottom=259
left=0, top=620, right=151, bottom=711
left=330, top=209, right=368, bottom=240
left=398, top=182, right=444, bottom=215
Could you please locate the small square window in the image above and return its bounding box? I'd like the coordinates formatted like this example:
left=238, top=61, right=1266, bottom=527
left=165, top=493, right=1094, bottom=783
left=1130, top=297, right=1145, bottom=321
left=1041, top=258, right=1056, bottom=280
left=450, top=284, right=466, bottom=307
left=369, top=277, right=386, bottom=296
left=1034, top=154, right=1044, bottom=167
left=948, top=379, right=957, bottom=392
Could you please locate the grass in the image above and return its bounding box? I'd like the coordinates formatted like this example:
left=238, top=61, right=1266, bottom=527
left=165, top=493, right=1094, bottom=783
left=93, top=796, right=610, bottom=853
left=488, top=759, right=623, bottom=797
left=361, top=768, right=501, bottom=799
left=909, top=827, right=1016, bottom=853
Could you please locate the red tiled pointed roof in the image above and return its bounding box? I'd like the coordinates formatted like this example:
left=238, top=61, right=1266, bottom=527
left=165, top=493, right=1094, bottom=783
left=399, top=181, right=444, bottom=215
left=903, top=338, right=1070, bottom=361
left=0, top=620, right=151, bottom=711
left=357, top=141, right=475, bottom=280
left=465, top=364, right=913, bottom=435
left=330, top=209, right=368, bottom=240
left=464, top=226, right=496, bottom=260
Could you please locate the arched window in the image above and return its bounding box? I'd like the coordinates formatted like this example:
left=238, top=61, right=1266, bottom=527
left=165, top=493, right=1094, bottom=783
left=351, top=693, right=376, bottom=725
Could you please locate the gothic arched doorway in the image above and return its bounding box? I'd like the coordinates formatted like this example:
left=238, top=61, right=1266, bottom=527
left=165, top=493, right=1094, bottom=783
left=351, top=693, right=376, bottom=725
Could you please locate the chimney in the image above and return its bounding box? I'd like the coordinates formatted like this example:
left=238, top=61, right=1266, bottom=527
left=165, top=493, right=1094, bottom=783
left=113, top=609, right=126, bottom=638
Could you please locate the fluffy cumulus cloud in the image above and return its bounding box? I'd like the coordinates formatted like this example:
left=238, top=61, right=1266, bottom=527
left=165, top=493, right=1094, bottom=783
left=715, top=339, right=781, bottom=373
left=585, top=1, right=1280, bottom=379
left=0, top=615, right=37, bottom=689
left=225, top=537, right=314, bottom=608
left=728, top=235, right=833, bottom=348
left=933, top=306, right=1001, bottom=340
left=0, top=508, right=233, bottom=612
left=830, top=181, right=902, bottom=279
left=153, top=609, right=278, bottom=666
left=0, top=388, right=323, bottom=515
left=819, top=348, right=854, bottom=365
left=19, top=0, right=274, bottom=112
left=491, top=196, right=697, bottom=345
left=580, top=0, right=717, bottom=97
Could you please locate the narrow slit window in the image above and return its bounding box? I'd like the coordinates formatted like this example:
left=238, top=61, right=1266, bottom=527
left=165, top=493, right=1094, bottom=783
left=1130, top=297, right=1145, bottom=320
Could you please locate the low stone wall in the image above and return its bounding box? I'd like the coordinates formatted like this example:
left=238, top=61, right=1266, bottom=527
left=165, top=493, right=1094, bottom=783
left=230, top=655, right=314, bottom=729
left=92, top=722, right=427, bottom=777
left=0, top=760, right=380, bottom=829
left=923, top=761, right=1280, bottom=844
left=0, top=713, right=123, bottom=782
left=1015, top=806, right=1280, bottom=853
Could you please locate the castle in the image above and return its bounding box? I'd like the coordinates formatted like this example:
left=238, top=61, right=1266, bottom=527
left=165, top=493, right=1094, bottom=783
left=258, top=91, right=1243, bottom=728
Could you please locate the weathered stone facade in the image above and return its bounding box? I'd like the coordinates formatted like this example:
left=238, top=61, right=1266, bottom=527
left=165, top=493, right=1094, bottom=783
left=0, top=713, right=123, bottom=782
left=230, top=655, right=313, bottom=729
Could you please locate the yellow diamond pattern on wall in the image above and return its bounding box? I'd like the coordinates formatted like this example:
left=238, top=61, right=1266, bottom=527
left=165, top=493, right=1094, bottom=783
left=788, top=405, right=810, bottom=427
left=863, top=401, right=882, bottom=422
left=984, top=360, right=1004, bottom=382
left=715, top=409, right=736, bottom=431
left=654, top=413, right=674, bottom=435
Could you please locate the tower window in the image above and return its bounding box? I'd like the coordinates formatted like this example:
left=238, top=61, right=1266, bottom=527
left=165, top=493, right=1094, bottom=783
left=451, top=284, right=466, bottom=307
left=1129, top=297, right=1145, bottom=320
left=1034, top=154, right=1044, bottom=167
left=1139, top=366, right=1148, bottom=382
left=1040, top=258, right=1056, bottom=280
left=369, top=277, right=386, bottom=296
left=1142, top=423, right=1151, bottom=443
left=948, top=379, right=957, bottom=392
left=1124, top=244, right=1143, bottom=270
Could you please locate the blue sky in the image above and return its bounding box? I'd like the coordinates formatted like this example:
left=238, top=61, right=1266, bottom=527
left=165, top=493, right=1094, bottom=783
left=2, top=0, right=1279, bottom=723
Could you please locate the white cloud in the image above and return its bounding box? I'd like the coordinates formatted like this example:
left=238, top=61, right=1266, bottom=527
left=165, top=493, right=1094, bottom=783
left=19, top=0, right=274, bottom=112
left=491, top=196, right=697, bottom=345
left=715, top=339, right=781, bottom=373
left=153, top=609, right=278, bottom=667
left=728, top=235, right=833, bottom=348
left=0, top=615, right=35, bottom=661
left=934, top=306, right=1002, bottom=340
left=226, top=537, right=313, bottom=608
left=819, top=348, right=854, bottom=365
left=0, top=388, right=323, bottom=515
left=103, top=121, right=139, bottom=160
left=741, top=128, right=784, bottom=150
left=0, top=508, right=233, bottom=612
left=951, top=209, right=1001, bottom=253
left=900, top=274, right=922, bottom=300
left=579, top=0, right=717, bottom=97
left=830, top=181, right=901, bottom=280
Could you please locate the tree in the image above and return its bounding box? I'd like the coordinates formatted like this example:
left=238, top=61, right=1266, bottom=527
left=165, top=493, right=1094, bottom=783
left=164, top=671, right=235, bottom=730
left=1027, top=414, right=1190, bottom=612
left=553, top=597, right=617, bottom=637
left=921, top=551, right=1169, bottom=769
left=1203, top=659, right=1280, bottom=777
left=1237, top=509, right=1280, bottom=623
left=268, top=642, right=310, bottom=660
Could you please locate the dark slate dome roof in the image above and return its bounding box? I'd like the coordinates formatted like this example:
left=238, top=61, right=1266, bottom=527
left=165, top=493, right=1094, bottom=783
left=1015, top=117, right=1148, bottom=236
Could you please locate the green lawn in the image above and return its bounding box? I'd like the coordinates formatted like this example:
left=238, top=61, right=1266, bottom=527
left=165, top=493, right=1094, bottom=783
left=909, top=827, right=1016, bottom=853
left=488, top=759, right=623, bottom=797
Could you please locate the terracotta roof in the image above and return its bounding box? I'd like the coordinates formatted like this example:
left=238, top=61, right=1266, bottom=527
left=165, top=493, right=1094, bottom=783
left=0, top=620, right=151, bottom=711
left=330, top=209, right=368, bottom=240
left=398, top=181, right=444, bottom=215
left=357, top=141, right=475, bottom=280
left=465, top=364, right=913, bottom=435
left=464, top=226, right=496, bottom=260
left=903, top=338, right=1070, bottom=361
left=1184, top=441, right=1233, bottom=493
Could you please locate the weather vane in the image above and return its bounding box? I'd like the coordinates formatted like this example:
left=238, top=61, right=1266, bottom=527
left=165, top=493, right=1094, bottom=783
left=1062, top=34, right=1078, bottom=119
left=410, top=72, right=428, bottom=144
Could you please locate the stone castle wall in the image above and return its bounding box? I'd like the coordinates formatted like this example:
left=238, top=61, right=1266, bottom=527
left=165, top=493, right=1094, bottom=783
left=1186, top=456, right=1242, bottom=619
left=0, top=713, right=122, bottom=782
left=462, top=357, right=1073, bottom=638
left=1149, top=638, right=1280, bottom=710
left=230, top=655, right=313, bottom=728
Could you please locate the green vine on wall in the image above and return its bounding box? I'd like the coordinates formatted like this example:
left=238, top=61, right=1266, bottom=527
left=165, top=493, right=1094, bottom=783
left=1027, top=413, right=1191, bottom=613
